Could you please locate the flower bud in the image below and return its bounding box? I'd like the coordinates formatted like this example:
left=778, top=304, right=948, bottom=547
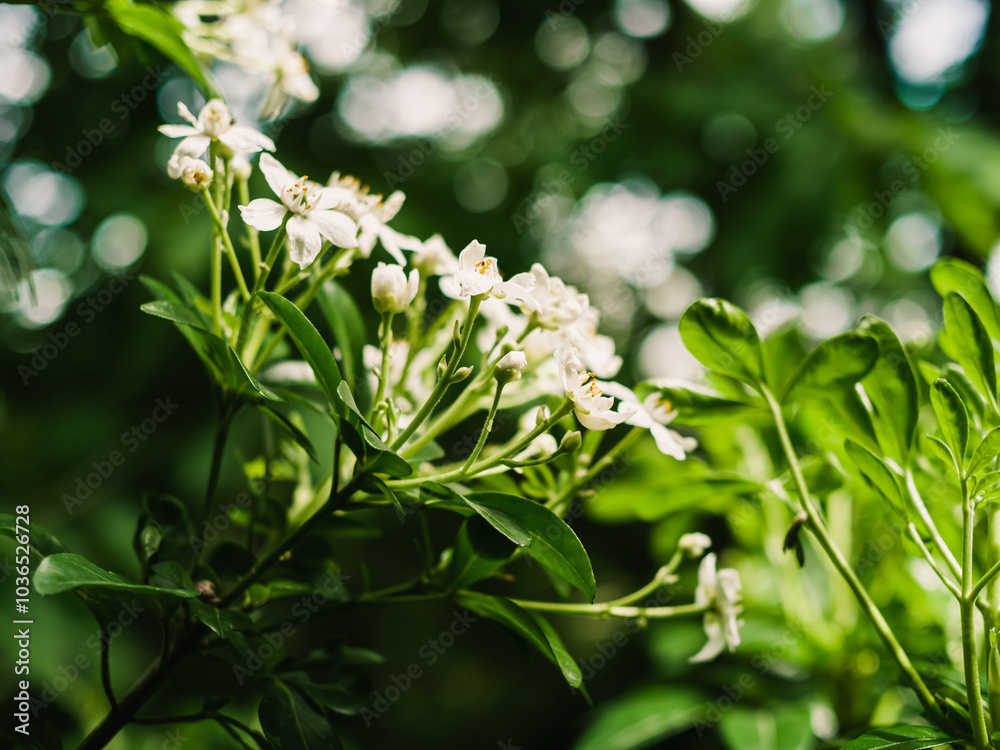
left=371, top=262, right=419, bottom=314
left=557, top=430, right=582, bottom=454
left=181, top=158, right=214, bottom=191
left=536, top=405, right=550, bottom=426
left=451, top=366, right=474, bottom=383
left=678, top=532, right=712, bottom=559
left=230, top=153, right=252, bottom=181
left=493, top=351, right=527, bottom=385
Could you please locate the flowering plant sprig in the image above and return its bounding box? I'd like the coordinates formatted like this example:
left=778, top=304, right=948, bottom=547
left=28, top=91, right=732, bottom=750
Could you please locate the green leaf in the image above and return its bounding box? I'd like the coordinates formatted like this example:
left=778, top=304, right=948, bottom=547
left=230, top=347, right=284, bottom=402
left=857, top=317, right=919, bottom=462
left=0, top=514, right=67, bottom=558
left=259, top=292, right=343, bottom=411
left=925, top=435, right=957, bottom=471
left=571, top=685, right=704, bottom=750
left=528, top=612, right=583, bottom=689
left=845, top=440, right=906, bottom=517
left=34, top=553, right=198, bottom=601
left=679, top=298, right=766, bottom=388
left=258, top=681, right=344, bottom=750
left=642, top=382, right=761, bottom=427
left=104, top=0, right=218, bottom=97
left=189, top=600, right=253, bottom=639
left=447, top=517, right=517, bottom=591
left=424, top=483, right=531, bottom=547
left=464, top=492, right=596, bottom=602
left=931, top=257, right=1000, bottom=340
left=256, top=404, right=319, bottom=463
left=840, top=725, right=960, bottom=750
left=317, top=280, right=367, bottom=398
left=453, top=591, right=578, bottom=687
left=930, top=379, right=969, bottom=470
left=970, top=427, right=1000, bottom=476
left=718, top=703, right=812, bottom=750
left=782, top=332, right=879, bottom=401
left=141, top=300, right=209, bottom=330
left=943, top=292, right=997, bottom=405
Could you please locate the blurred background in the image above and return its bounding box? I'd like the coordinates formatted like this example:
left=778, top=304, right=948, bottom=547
left=2, top=0, right=999, bottom=747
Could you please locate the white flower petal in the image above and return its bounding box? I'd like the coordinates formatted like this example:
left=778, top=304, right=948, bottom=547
left=458, top=240, right=486, bottom=270
left=259, top=153, right=295, bottom=198
left=219, top=127, right=276, bottom=154
left=158, top=124, right=200, bottom=138
left=309, top=209, right=358, bottom=249
left=177, top=101, right=198, bottom=126
left=287, top=214, right=323, bottom=268
left=239, top=199, right=287, bottom=231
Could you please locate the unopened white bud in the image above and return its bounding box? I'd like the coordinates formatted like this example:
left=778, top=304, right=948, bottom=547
left=536, top=405, right=550, bottom=426
left=181, top=158, right=214, bottom=191
left=230, top=154, right=252, bottom=181
left=494, top=351, right=527, bottom=385
left=371, top=262, right=419, bottom=314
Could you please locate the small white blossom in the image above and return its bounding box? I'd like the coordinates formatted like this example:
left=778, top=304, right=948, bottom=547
left=239, top=154, right=358, bottom=268
left=678, top=533, right=712, bottom=558
left=328, top=173, right=423, bottom=265
left=159, top=99, right=274, bottom=176
left=412, top=234, right=459, bottom=276
left=230, top=153, right=252, bottom=181
left=557, top=345, right=636, bottom=431
left=371, top=262, right=418, bottom=314
left=523, top=263, right=590, bottom=328
left=689, top=553, right=743, bottom=663
left=440, top=241, right=540, bottom=309
left=494, top=351, right=527, bottom=384
left=179, top=157, right=214, bottom=191
left=600, top=383, right=697, bottom=460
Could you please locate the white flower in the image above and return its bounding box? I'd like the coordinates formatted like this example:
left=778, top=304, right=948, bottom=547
left=261, top=38, right=319, bottom=119
left=327, top=174, right=423, bottom=265
left=159, top=99, right=274, bottom=176
left=689, top=553, right=743, bottom=663
left=371, top=262, right=418, bottom=314
left=494, top=351, right=527, bottom=384
left=523, top=263, right=590, bottom=328
left=230, top=153, right=252, bottom=181
left=600, top=384, right=697, bottom=460
left=179, top=158, right=214, bottom=191
left=557, top=346, right=636, bottom=431
left=412, top=234, right=459, bottom=276
left=678, top=533, right=712, bottom=558
left=440, top=241, right=540, bottom=309
left=238, top=154, right=359, bottom=269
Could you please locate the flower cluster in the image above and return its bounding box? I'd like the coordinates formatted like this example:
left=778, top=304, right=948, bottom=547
left=173, top=0, right=318, bottom=118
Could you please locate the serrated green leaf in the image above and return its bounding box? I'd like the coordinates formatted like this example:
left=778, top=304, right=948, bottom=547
left=679, top=298, right=766, bottom=388
left=930, top=379, right=969, bottom=470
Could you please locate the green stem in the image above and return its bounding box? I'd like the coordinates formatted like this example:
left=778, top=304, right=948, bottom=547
left=236, top=219, right=288, bottom=355
left=906, top=468, right=962, bottom=581
left=462, top=383, right=504, bottom=472
left=201, top=190, right=249, bottom=301
left=390, top=295, right=483, bottom=452
left=973, top=558, right=1000, bottom=604
left=237, top=176, right=261, bottom=273
left=221, top=475, right=364, bottom=607
left=508, top=597, right=708, bottom=619
left=962, top=472, right=992, bottom=750
left=388, top=398, right=574, bottom=489
left=762, top=385, right=944, bottom=724
left=908, top=522, right=961, bottom=598
left=372, top=311, right=395, bottom=419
